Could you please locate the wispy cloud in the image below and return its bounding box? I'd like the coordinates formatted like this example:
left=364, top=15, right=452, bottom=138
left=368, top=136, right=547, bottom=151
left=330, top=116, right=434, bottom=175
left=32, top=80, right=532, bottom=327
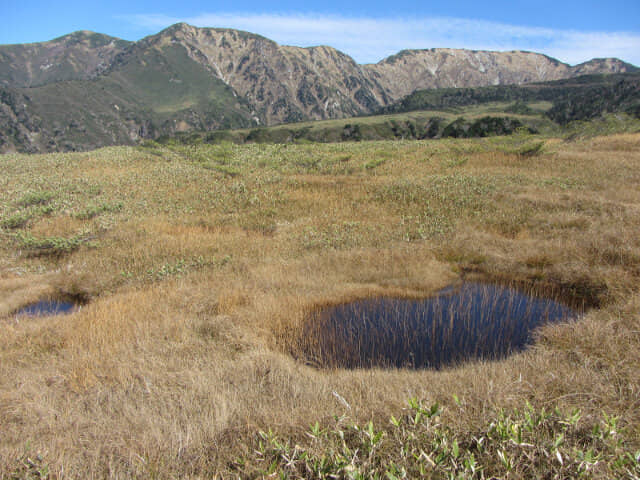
left=122, top=12, right=640, bottom=66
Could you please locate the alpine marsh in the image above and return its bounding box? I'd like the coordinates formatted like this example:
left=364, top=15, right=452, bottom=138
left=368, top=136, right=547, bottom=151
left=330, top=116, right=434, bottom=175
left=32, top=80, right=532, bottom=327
left=1, top=133, right=639, bottom=477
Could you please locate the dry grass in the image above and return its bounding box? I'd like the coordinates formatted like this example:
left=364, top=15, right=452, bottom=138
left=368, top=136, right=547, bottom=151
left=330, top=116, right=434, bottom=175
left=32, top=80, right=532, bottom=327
left=1, top=133, right=639, bottom=477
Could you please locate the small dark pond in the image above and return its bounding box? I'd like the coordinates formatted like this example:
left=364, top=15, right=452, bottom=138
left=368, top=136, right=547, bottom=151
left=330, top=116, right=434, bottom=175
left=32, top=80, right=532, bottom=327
left=299, top=282, right=581, bottom=369
left=15, top=300, right=77, bottom=317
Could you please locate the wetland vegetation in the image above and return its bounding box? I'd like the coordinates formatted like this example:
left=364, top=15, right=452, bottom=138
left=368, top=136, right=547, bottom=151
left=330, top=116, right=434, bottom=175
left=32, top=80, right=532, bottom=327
left=1, top=131, right=639, bottom=477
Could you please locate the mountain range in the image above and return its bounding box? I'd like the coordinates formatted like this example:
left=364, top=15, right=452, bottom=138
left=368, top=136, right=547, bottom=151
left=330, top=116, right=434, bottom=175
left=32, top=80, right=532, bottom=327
left=1, top=23, right=637, bottom=153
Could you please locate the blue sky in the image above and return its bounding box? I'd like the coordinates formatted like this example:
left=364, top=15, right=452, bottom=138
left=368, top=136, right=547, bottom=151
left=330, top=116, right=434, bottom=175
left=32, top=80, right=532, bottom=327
left=2, top=0, right=640, bottom=65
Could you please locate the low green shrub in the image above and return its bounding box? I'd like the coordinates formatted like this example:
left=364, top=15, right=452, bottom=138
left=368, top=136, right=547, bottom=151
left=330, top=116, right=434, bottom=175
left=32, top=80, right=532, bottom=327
left=1, top=212, right=31, bottom=229
left=75, top=202, right=123, bottom=220
left=17, top=191, right=54, bottom=207
left=518, top=141, right=545, bottom=158
left=15, top=232, right=91, bottom=256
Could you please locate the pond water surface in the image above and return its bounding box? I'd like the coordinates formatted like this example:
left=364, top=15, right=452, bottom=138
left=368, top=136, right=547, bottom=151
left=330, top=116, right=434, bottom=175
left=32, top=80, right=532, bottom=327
left=299, top=282, right=580, bottom=369
left=15, top=299, right=78, bottom=317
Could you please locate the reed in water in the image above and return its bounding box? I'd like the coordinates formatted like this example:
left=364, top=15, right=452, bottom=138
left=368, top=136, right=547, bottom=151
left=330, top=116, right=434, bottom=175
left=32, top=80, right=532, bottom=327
left=296, top=282, right=579, bottom=369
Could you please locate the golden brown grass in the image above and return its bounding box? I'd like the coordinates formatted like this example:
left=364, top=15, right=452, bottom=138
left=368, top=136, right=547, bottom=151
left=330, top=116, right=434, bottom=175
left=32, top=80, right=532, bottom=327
left=1, top=133, right=639, bottom=477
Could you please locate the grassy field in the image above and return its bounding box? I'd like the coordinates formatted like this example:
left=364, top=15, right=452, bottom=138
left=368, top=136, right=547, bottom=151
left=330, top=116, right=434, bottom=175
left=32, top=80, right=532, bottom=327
left=1, top=132, right=639, bottom=477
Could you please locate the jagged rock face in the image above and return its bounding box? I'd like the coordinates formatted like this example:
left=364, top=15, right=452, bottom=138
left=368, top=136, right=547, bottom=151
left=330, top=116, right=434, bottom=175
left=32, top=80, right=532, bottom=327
left=140, top=23, right=389, bottom=124
left=0, top=31, right=131, bottom=87
left=364, top=49, right=636, bottom=101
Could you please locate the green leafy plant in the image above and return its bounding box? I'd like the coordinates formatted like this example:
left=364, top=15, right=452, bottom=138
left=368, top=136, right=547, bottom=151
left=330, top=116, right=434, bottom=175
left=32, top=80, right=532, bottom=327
left=9, top=445, right=50, bottom=480
left=238, top=400, right=640, bottom=479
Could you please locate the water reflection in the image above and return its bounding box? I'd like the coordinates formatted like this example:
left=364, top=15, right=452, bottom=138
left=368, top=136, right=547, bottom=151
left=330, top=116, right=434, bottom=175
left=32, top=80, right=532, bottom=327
left=15, top=300, right=77, bottom=317
left=300, top=282, right=579, bottom=369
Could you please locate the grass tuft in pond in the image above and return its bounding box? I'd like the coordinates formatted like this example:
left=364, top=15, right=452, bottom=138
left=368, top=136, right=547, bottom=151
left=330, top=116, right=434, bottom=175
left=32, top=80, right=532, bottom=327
left=297, top=282, right=581, bottom=369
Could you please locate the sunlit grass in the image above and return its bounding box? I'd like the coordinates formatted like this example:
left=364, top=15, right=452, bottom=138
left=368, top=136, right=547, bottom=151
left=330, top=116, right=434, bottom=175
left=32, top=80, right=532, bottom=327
left=1, top=133, right=639, bottom=477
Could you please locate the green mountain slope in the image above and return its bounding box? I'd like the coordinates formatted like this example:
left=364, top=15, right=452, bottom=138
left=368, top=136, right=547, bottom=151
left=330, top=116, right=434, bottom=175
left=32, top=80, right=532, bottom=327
left=0, top=39, right=256, bottom=152
left=103, top=40, right=255, bottom=130
left=160, top=73, right=640, bottom=147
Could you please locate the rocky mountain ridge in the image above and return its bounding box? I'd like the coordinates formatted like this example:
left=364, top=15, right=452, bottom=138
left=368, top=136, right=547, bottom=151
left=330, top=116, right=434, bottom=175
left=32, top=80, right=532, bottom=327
left=366, top=48, right=636, bottom=100
left=0, top=23, right=637, bottom=152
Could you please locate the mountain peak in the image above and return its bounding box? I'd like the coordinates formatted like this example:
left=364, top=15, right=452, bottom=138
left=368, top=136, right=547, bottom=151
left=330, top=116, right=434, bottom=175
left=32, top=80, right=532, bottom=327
left=50, top=30, right=129, bottom=47
left=572, top=57, right=639, bottom=75
left=160, top=22, right=196, bottom=34
left=59, top=30, right=100, bottom=38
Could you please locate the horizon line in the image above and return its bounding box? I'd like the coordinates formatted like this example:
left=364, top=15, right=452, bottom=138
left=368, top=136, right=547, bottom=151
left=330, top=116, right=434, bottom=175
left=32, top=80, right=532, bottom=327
left=3, top=20, right=639, bottom=69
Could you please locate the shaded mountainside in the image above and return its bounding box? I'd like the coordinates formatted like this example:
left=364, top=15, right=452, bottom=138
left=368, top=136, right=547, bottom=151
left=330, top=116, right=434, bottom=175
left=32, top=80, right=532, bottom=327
left=547, top=75, right=640, bottom=124
left=0, top=86, right=43, bottom=153
left=0, top=23, right=637, bottom=153
left=382, top=72, right=640, bottom=125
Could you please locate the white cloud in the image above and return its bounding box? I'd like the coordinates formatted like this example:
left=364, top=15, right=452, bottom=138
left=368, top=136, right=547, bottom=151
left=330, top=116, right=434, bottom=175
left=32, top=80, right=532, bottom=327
left=122, top=12, right=640, bottom=66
